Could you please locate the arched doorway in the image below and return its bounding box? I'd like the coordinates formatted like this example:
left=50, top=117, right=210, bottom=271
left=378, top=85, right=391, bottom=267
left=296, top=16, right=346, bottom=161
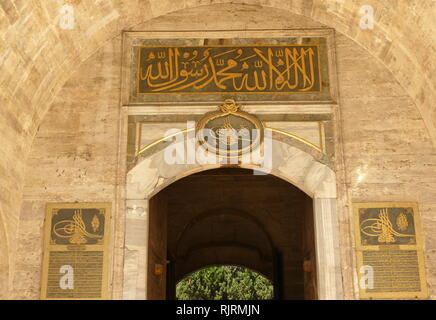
left=123, top=137, right=343, bottom=300
left=148, top=168, right=317, bottom=299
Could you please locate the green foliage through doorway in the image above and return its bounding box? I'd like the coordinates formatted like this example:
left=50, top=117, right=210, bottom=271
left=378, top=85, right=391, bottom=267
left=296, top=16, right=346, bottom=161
left=176, top=265, right=274, bottom=300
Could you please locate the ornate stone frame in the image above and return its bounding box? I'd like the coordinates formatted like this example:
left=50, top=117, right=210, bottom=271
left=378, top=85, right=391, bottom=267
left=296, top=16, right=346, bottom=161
left=112, top=28, right=349, bottom=300
left=122, top=137, right=343, bottom=299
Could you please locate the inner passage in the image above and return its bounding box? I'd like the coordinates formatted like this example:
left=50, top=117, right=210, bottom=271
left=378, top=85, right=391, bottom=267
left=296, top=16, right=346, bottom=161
left=148, top=168, right=317, bottom=300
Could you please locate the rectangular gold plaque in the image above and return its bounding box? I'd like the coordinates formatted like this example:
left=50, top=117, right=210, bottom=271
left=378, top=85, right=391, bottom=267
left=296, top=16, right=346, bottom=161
left=136, top=44, right=322, bottom=94
left=125, top=34, right=335, bottom=104
left=353, top=202, right=428, bottom=299
left=41, top=203, right=111, bottom=300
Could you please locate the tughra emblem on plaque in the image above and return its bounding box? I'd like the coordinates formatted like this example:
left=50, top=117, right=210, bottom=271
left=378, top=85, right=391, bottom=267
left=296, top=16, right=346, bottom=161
left=359, top=207, right=416, bottom=246
left=41, top=203, right=111, bottom=300
left=196, top=98, right=264, bottom=157
left=353, top=202, right=428, bottom=299
left=51, top=208, right=105, bottom=245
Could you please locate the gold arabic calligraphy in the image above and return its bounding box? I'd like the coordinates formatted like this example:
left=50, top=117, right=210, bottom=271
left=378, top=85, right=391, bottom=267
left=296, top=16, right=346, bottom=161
left=137, top=45, right=321, bottom=94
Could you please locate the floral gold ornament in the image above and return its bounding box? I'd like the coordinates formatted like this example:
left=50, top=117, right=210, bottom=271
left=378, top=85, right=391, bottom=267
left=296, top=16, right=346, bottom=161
left=91, top=214, right=100, bottom=233
left=396, top=212, right=409, bottom=231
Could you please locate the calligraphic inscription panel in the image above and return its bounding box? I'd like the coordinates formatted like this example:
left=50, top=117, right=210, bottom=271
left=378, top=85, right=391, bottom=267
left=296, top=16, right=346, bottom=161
left=353, top=203, right=428, bottom=299
left=47, top=251, right=103, bottom=298
left=362, top=250, right=420, bottom=293
left=41, top=203, right=111, bottom=300
left=138, top=45, right=321, bottom=93
left=129, top=37, right=331, bottom=104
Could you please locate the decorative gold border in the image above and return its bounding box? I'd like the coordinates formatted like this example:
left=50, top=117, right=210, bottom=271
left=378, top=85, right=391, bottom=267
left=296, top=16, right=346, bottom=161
left=135, top=44, right=323, bottom=95
left=40, top=202, right=112, bottom=300
left=353, top=202, right=428, bottom=299
left=268, top=127, right=322, bottom=152
left=136, top=125, right=323, bottom=156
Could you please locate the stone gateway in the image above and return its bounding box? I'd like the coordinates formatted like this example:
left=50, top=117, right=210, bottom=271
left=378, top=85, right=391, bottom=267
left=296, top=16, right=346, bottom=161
left=0, top=1, right=434, bottom=301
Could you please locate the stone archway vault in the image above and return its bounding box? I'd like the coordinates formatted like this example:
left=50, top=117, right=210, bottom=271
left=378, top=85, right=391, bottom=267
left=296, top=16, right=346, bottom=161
left=123, top=138, right=343, bottom=300
left=1, top=0, right=434, bottom=297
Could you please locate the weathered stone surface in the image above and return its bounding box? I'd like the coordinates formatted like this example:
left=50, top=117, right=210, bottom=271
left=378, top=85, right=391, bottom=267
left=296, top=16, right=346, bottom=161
left=0, top=2, right=434, bottom=300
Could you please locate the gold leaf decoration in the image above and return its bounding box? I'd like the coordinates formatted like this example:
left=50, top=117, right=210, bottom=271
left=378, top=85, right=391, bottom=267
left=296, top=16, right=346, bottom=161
left=396, top=212, right=409, bottom=231
left=91, top=214, right=100, bottom=233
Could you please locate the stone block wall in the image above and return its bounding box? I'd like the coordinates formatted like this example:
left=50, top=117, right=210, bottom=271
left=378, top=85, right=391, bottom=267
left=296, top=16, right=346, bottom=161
left=1, top=3, right=434, bottom=299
